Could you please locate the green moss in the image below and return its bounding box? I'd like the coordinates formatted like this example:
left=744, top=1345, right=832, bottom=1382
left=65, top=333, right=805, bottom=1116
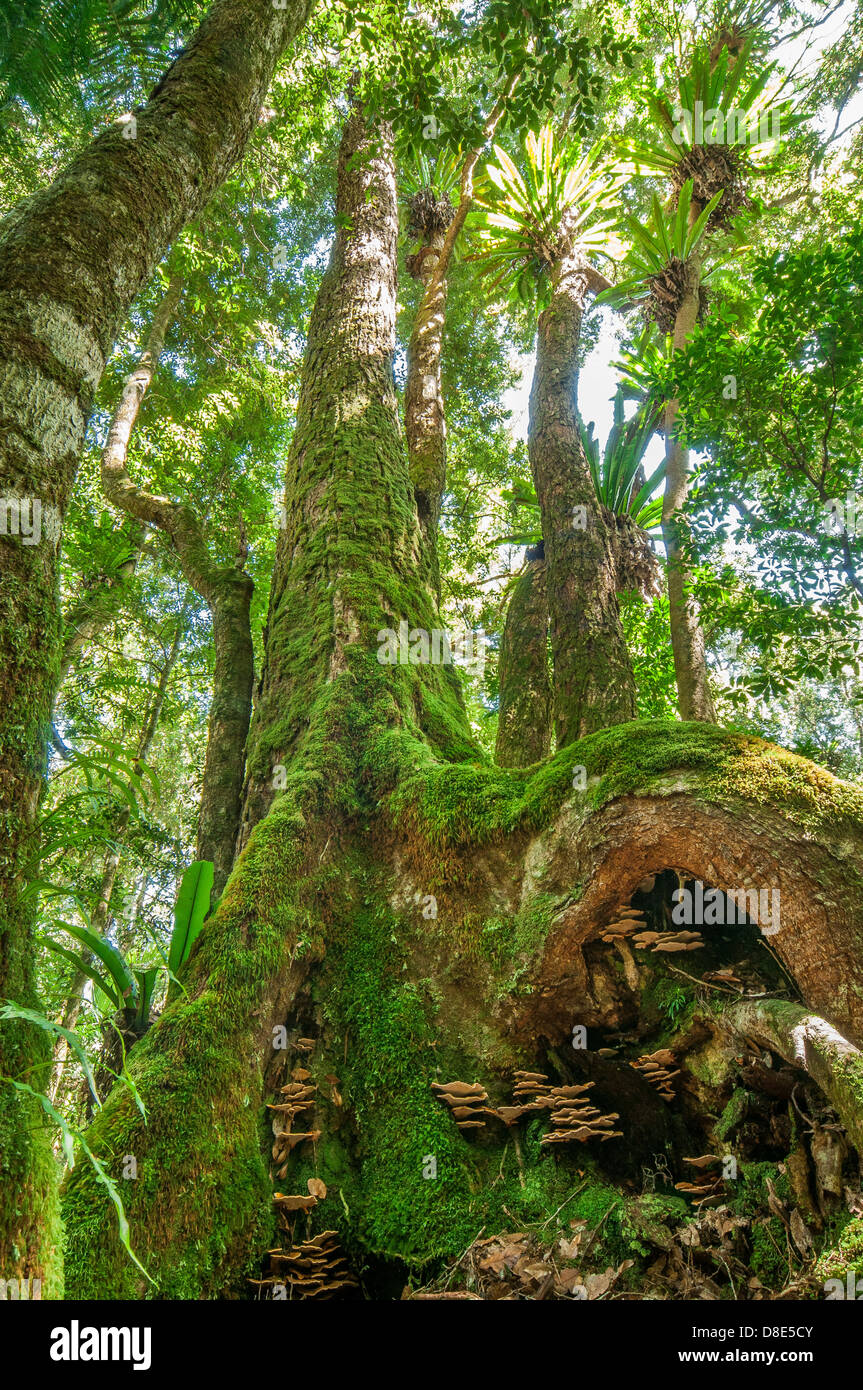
left=715, top=1087, right=749, bottom=1143
left=621, top=1192, right=689, bottom=1257
left=729, top=1162, right=793, bottom=1289
left=814, top=1216, right=863, bottom=1286
left=61, top=784, right=322, bottom=1298
left=383, top=719, right=863, bottom=856
left=286, top=878, right=635, bottom=1274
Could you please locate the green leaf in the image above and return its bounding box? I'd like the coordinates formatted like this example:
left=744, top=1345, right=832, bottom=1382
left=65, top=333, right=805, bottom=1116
left=0, top=1001, right=101, bottom=1106
left=131, top=966, right=160, bottom=1032
left=41, top=937, right=117, bottom=1014
left=56, top=922, right=136, bottom=1008
left=168, top=860, right=214, bottom=977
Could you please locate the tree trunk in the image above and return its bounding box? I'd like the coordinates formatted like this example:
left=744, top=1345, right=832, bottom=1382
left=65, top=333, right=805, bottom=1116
left=238, top=104, right=475, bottom=839
left=0, top=0, right=313, bottom=1289
left=495, top=550, right=552, bottom=767
left=405, top=227, right=448, bottom=592
left=662, top=252, right=717, bottom=721
left=403, top=84, right=515, bottom=594
left=725, top=998, right=863, bottom=1156
left=49, top=607, right=187, bottom=1106
left=528, top=251, right=637, bottom=747
left=63, top=103, right=478, bottom=1297
left=100, top=282, right=253, bottom=898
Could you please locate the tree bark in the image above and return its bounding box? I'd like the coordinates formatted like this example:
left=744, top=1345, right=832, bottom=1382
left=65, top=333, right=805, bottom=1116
left=662, top=255, right=717, bottom=723
left=528, top=251, right=637, bottom=747
left=495, top=551, right=553, bottom=767
left=726, top=998, right=863, bottom=1156
left=0, top=0, right=313, bottom=1287
left=405, top=224, right=448, bottom=591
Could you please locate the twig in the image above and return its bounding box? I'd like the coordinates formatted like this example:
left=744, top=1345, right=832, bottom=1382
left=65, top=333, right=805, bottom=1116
left=540, top=1180, right=588, bottom=1229
left=582, top=1200, right=617, bottom=1257
left=440, top=1226, right=485, bottom=1291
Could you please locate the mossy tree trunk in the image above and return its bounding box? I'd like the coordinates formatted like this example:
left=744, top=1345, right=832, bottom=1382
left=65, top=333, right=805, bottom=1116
left=405, top=226, right=448, bottom=594
left=495, top=548, right=553, bottom=767
left=63, top=103, right=480, bottom=1298
left=528, top=251, right=637, bottom=748
left=0, top=0, right=313, bottom=1289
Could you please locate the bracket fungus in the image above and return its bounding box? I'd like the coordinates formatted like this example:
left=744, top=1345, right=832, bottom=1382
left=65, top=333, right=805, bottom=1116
left=630, top=1050, right=680, bottom=1102
left=674, top=1155, right=727, bottom=1208
left=250, top=1231, right=358, bottom=1301
left=431, top=1080, right=493, bottom=1131
left=540, top=1082, right=622, bottom=1146
left=632, top=928, right=704, bottom=953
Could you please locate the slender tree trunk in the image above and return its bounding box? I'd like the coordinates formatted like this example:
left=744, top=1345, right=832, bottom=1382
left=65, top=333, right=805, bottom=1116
left=49, top=609, right=187, bottom=1105
left=57, top=520, right=147, bottom=691
left=197, top=557, right=254, bottom=895
left=0, top=0, right=313, bottom=1287
left=495, top=550, right=553, bottom=767
left=100, top=278, right=254, bottom=896
left=662, top=256, right=717, bottom=723
left=405, top=226, right=448, bottom=590
left=528, top=251, right=637, bottom=747
left=404, top=83, right=516, bottom=592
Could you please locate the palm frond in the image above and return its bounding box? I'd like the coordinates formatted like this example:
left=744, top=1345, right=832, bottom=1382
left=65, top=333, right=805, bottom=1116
left=472, top=126, right=622, bottom=309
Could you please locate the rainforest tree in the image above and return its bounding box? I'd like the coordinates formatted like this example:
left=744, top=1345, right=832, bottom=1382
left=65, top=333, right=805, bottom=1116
left=3, top=0, right=863, bottom=1309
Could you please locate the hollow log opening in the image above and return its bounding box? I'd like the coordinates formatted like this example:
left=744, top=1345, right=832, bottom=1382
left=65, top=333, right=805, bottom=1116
left=240, top=825, right=863, bottom=1302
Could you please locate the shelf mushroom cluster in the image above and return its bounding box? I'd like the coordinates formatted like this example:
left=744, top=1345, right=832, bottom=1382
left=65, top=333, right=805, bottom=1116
left=599, top=905, right=646, bottom=944
left=248, top=1035, right=357, bottom=1300
left=431, top=1070, right=622, bottom=1146
left=674, top=1155, right=726, bottom=1208
left=540, top=1082, right=622, bottom=1147
left=270, top=1231, right=356, bottom=1300
left=494, top=1071, right=551, bottom=1125
left=630, top=1049, right=679, bottom=1101
left=632, top=927, right=704, bottom=953
left=599, top=900, right=704, bottom=955
left=430, top=1079, right=493, bottom=1131
left=250, top=1227, right=357, bottom=1300
left=268, top=1066, right=321, bottom=1180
